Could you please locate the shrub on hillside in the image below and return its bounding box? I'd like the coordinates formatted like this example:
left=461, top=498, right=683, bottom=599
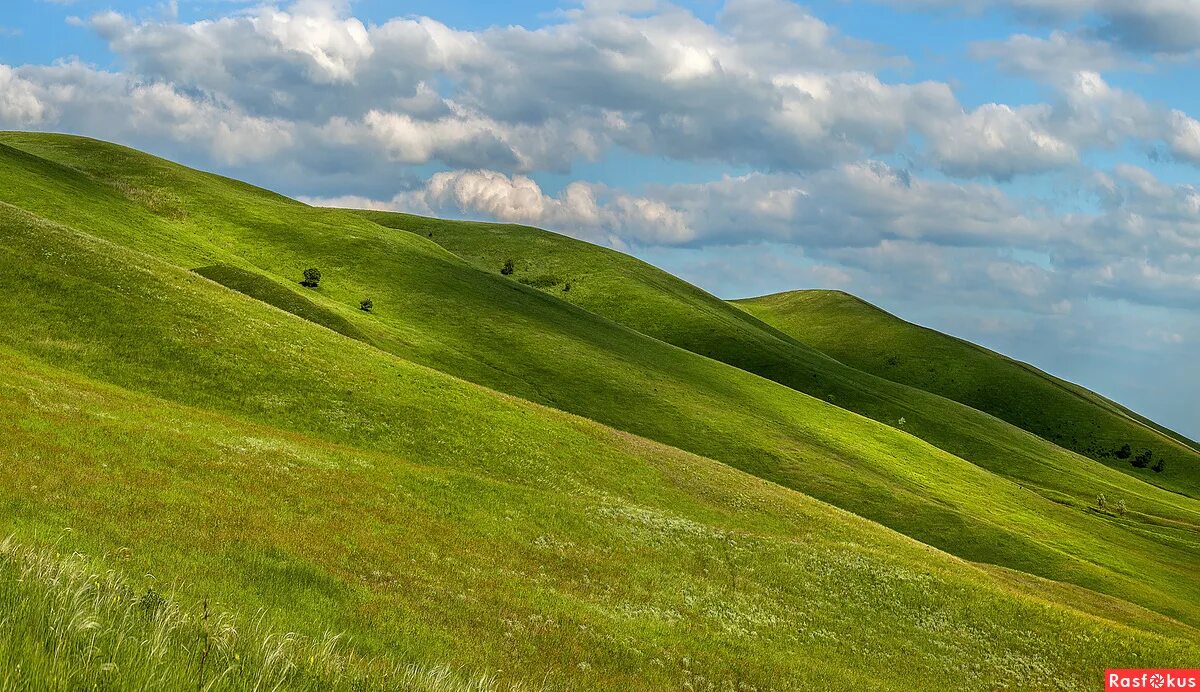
left=360, top=297, right=373, bottom=312
left=1096, top=493, right=1107, bottom=510
left=301, top=268, right=322, bottom=288
left=1152, top=457, right=1165, bottom=473
left=1115, top=444, right=1132, bottom=460
left=1132, top=450, right=1153, bottom=469
left=501, top=259, right=515, bottom=276
left=1115, top=500, right=1127, bottom=516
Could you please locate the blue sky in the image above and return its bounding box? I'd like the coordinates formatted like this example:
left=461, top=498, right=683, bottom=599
left=1, top=0, right=1198, bottom=437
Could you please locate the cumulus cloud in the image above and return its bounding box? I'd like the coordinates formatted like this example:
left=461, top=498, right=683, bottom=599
left=0, top=0, right=1172, bottom=182
left=316, top=169, right=693, bottom=245
left=72, top=0, right=958, bottom=173
left=0, top=66, right=50, bottom=125
left=927, top=103, right=1077, bottom=179
left=0, top=61, right=293, bottom=165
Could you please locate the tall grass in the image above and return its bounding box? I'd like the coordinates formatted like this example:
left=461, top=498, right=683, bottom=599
left=0, top=537, right=507, bottom=691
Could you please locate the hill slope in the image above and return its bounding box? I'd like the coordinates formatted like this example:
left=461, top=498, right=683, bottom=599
left=737, top=290, right=1200, bottom=495
left=2, top=133, right=1197, bottom=628
left=6, top=133, right=1200, bottom=624
left=356, top=212, right=1200, bottom=521
left=1, top=133, right=1199, bottom=686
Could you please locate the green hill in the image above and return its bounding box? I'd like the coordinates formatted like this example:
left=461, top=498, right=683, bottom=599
left=1, top=132, right=1199, bottom=687
left=737, top=289, right=1200, bottom=496
left=357, top=212, right=1200, bottom=527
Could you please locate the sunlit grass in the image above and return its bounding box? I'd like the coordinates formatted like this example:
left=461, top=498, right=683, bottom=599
left=0, top=537, right=508, bottom=691
left=0, top=132, right=1198, bottom=687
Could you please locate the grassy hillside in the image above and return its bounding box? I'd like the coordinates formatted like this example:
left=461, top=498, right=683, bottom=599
left=737, top=290, right=1200, bottom=496
left=356, top=213, right=1200, bottom=527
left=4, top=210, right=1198, bottom=689
left=6, top=133, right=1200, bottom=625
left=1, top=132, right=1199, bottom=685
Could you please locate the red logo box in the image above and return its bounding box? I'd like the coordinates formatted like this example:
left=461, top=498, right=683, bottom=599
left=1106, top=670, right=1200, bottom=690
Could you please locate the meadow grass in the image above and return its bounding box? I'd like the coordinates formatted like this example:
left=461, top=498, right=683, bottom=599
left=0, top=537, right=508, bottom=691
left=1, top=349, right=1198, bottom=689
left=0, top=133, right=1198, bottom=686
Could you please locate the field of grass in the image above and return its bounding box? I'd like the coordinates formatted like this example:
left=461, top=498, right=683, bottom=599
left=1, top=132, right=1198, bottom=687
left=738, top=290, right=1200, bottom=495
left=360, top=213, right=1200, bottom=510
left=357, top=212, right=1200, bottom=581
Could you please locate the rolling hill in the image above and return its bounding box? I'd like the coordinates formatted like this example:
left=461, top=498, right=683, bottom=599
left=358, top=212, right=1200, bottom=518
left=737, top=289, right=1200, bottom=496
left=1, top=132, right=1198, bottom=688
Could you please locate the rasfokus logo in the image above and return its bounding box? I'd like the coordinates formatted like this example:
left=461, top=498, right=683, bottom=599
left=1106, top=670, right=1200, bottom=690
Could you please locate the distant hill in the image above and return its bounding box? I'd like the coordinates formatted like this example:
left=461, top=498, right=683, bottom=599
left=1, top=132, right=1198, bottom=688
left=737, top=289, right=1200, bottom=496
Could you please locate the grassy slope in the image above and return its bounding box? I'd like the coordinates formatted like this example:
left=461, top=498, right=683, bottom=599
left=3, top=211, right=1198, bottom=689
left=2, top=134, right=1199, bottom=632
left=193, top=264, right=369, bottom=342
left=356, top=214, right=1200, bottom=528
left=737, top=290, right=1200, bottom=495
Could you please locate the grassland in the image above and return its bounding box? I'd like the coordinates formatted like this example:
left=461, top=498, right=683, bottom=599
left=357, top=212, right=1200, bottom=587
left=1, top=132, right=1198, bottom=687
left=360, top=212, right=1200, bottom=507
left=738, top=289, right=1200, bottom=495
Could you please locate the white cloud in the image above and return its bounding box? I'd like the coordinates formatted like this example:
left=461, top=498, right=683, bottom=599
left=1167, top=110, right=1200, bottom=164
left=315, top=169, right=694, bottom=245
left=927, top=103, right=1077, bottom=179
left=2, top=61, right=293, bottom=165
left=970, top=31, right=1133, bottom=78
left=0, top=66, right=50, bottom=126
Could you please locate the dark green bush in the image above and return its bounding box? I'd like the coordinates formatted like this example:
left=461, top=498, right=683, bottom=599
left=301, top=267, right=322, bottom=288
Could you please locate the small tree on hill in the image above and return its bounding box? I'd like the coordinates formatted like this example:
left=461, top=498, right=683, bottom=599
left=501, top=259, right=515, bottom=276
left=1115, top=499, right=1127, bottom=516
left=301, top=267, right=322, bottom=288
left=1152, top=457, right=1165, bottom=473
left=1132, top=450, right=1153, bottom=469
left=360, top=297, right=373, bottom=312
left=1096, top=493, right=1107, bottom=511
left=1115, top=444, right=1132, bottom=460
